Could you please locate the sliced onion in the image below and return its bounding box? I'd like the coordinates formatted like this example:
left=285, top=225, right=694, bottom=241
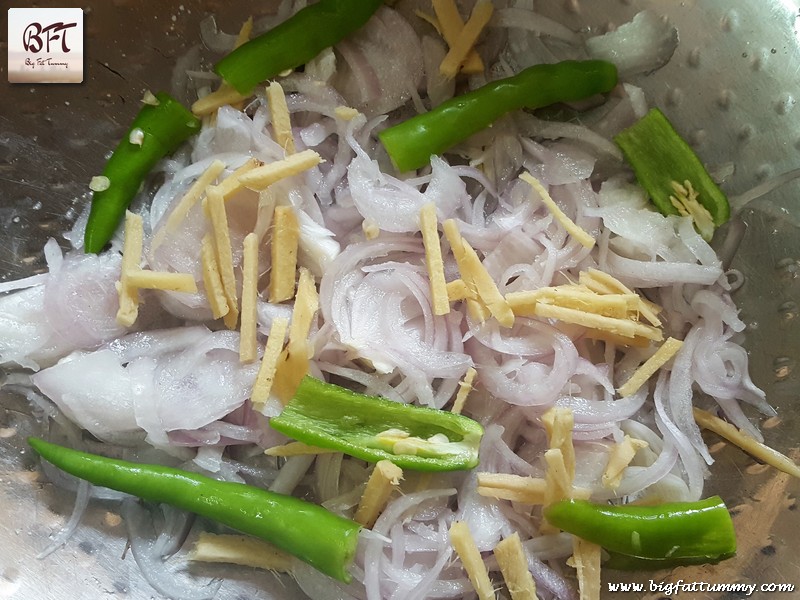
left=198, top=15, right=238, bottom=54
left=363, top=488, right=456, bottom=600
left=122, top=499, right=222, bottom=600
left=37, top=479, right=92, bottom=559
left=491, top=8, right=580, bottom=43
left=586, top=10, right=678, bottom=77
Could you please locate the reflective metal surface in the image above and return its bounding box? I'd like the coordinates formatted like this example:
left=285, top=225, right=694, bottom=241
left=2, top=1, right=799, bottom=598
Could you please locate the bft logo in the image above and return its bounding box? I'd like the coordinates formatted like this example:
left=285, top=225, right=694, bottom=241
left=22, top=21, right=78, bottom=54
left=8, top=8, right=84, bottom=83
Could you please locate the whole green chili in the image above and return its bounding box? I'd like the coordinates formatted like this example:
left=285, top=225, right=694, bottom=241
left=270, top=376, right=484, bottom=472
left=28, top=437, right=361, bottom=582
left=215, top=0, right=384, bottom=95
left=614, top=107, right=730, bottom=238
left=378, top=60, right=618, bottom=172
left=544, top=496, right=736, bottom=568
left=84, top=92, right=201, bottom=254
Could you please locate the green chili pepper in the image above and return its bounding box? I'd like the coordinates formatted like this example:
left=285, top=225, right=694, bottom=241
left=84, top=92, right=201, bottom=254
left=544, top=496, right=736, bottom=568
left=378, top=60, right=618, bottom=172
left=27, top=436, right=361, bottom=582
left=270, top=376, right=484, bottom=472
left=215, top=0, right=384, bottom=95
left=613, top=107, right=730, bottom=240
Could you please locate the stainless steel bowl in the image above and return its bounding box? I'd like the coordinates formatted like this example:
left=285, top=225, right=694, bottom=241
left=2, top=1, right=799, bottom=598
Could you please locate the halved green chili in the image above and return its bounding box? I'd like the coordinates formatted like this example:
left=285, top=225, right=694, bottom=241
left=378, top=60, right=618, bottom=172
left=614, top=107, right=730, bottom=239
left=84, top=92, right=201, bottom=254
left=215, top=0, right=384, bottom=95
left=28, top=437, right=361, bottom=582
left=270, top=376, right=484, bottom=471
left=544, top=496, right=736, bottom=568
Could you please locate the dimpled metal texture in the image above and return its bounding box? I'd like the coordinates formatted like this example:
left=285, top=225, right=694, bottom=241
left=1, top=1, right=799, bottom=599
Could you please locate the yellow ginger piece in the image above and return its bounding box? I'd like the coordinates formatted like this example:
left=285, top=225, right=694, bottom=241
left=239, top=232, right=260, bottom=363
left=439, top=1, right=494, bottom=79
left=494, top=532, right=537, bottom=600
left=568, top=537, right=602, bottom=600
left=579, top=268, right=662, bottom=327
left=267, top=81, right=296, bottom=155
left=693, top=407, right=800, bottom=480
left=521, top=172, right=595, bottom=249
left=125, top=271, right=197, bottom=293
left=251, top=317, right=289, bottom=408
left=476, top=473, right=547, bottom=505
left=214, top=157, right=262, bottom=200
left=419, top=203, right=450, bottom=316
left=204, top=186, right=239, bottom=329
left=430, top=0, right=484, bottom=73
left=272, top=268, right=319, bottom=403
left=602, top=435, right=649, bottom=489
left=116, top=210, right=143, bottom=327
left=189, top=532, right=291, bottom=572
left=451, top=367, right=477, bottom=415
left=238, top=150, right=322, bottom=191
left=443, top=219, right=513, bottom=327
left=442, top=219, right=490, bottom=323
left=200, top=233, right=229, bottom=319
left=670, top=179, right=715, bottom=241
left=269, top=206, right=300, bottom=303
left=353, top=460, right=404, bottom=528
left=191, top=17, right=254, bottom=117
left=617, top=337, right=683, bottom=398
left=449, top=521, right=494, bottom=600
left=151, top=159, right=225, bottom=251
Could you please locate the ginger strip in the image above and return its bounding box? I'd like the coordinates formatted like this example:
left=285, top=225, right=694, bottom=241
left=354, top=460, right=404, bottom=528
left=125, top=270, right=197, bottom=293
left=151, top=159, right=225, bottom=251
left=269, top=205, right=300, bottom=303
left=494, top=532, right=537, bottom=600
left=580, top=268, right=662, bottom=327
left=215, top=157, right=262, bottom=200
left=451, top=367, right=477, bottom=415
left=435, top=0, right=490, bottom=77
left=116, top=210, right=143, bottom=327
left=602, top=435, right=649, bottom=489
left=693, top=407, right=800, bottom=479
left=200, top=233, right=230, bottom=319
left=534, top=303, right=663, bottom=341
left=419, top=202, right=450, bottom=316
left=449, top=521, right=494, bottom=600
left=238, top=150, right=322, bottom=191
left=204, top=186, right=239, bottom=329
left=617, top=337, right=683, bottom=397
left=521, top=172, right=595, bottom=249
left=267, top=81, right=296, bottom=155
left=190, top=532, right=291, bottom=572
left=239, top=232, right=260, bottom=363
left=477, top=473, right=547, bottom=505
left=569, top=537, right=602, bottom=600
left=272, top=268, right=319, bottom=402
left=251, top=317, right=289, bottom=407
left=446, top=278, right=472, bottom=302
